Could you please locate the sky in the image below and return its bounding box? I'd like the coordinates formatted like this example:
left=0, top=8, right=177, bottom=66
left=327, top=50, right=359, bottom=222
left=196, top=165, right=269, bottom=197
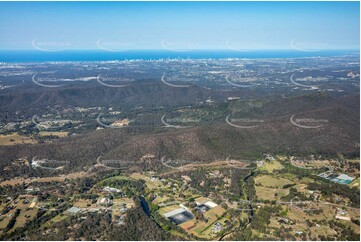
left=0, top=1, right=359, bottom=50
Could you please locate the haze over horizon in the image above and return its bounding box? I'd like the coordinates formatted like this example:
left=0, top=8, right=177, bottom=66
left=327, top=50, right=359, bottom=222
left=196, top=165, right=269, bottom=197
left=0, top=1, right=359, bottom=51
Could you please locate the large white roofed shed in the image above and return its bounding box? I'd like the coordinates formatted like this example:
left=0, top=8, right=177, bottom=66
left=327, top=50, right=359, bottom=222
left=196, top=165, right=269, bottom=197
left=204, top=201, right=218, bottom=208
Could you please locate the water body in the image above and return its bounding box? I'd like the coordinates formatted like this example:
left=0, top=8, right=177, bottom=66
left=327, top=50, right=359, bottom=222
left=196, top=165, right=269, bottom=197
left=139, top=196, right=150, bottom=217
left=244, top=171, right=257, bottom=220
left=0, top=50, right=358, bottom=63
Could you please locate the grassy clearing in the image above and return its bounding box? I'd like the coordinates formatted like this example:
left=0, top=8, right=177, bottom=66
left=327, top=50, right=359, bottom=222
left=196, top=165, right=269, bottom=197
left=311, top=225, right=337, bottom=237
left=259, top=160, right=284, bottom=172
left=39, top=131, right=69, bottom=137
left=255, top=186, right=289, bottom=201
left=182, top=206, right=226, bottom=238
left=102, top=175, right=131, bottom=182
left=97, top=175, right=133, bottom=186
left=255, top=175, right=293, bottom=188
left=0, top=171, right=89, bottom=187
left=73, top=199, right=92, bottom=208
left=349, top=177, right=360, bottom=188
left=158, top=205, right=180, bottom=215
left=50, top=214, right=68, bottom=223
left=129, top=173, right=146, bottom=180
left=9, top=207, right=38, bottom=232
left=113, top=198, right=134, bottom=208
left=0, top=133, right=36, bottom=146
left=180, top=219, right=196, bottom=231
left=0, top=196, right=39, bottom=233
left=152, top=196, right=171, bottom=205
left=0, top=213, right=13, bottom=230
left=169, top=230, right=189, bottom=239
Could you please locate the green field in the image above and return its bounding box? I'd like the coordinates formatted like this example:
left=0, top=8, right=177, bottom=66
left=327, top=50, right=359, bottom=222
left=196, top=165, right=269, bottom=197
left=255, top=175, right=293, bottom=188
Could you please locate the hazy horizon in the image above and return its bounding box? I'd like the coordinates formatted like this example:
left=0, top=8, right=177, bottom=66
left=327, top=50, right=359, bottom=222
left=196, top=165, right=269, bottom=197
left=0, top=1, right=359, bottom=51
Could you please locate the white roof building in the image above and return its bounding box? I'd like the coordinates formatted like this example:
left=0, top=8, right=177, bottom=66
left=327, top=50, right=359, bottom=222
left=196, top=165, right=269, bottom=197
left=204, top=201, right=218, bottom=208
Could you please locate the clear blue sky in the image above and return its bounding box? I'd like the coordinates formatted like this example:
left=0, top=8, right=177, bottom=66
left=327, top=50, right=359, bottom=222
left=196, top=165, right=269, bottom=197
left=0, top=1, right=359, bottom=50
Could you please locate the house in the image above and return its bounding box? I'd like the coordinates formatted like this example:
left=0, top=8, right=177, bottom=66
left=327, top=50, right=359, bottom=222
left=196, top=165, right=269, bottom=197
left=141, top=154, right=155, bottom=161
left=195, top=200, right=218, bottom=214
left=256, top=160, right=264, bottom=167
left=181, top=175, right=191, bottom=182
left=227, top=97, right=240, bottom=101
left=67, top=207, right=81, bottom=214
left=119, top=207, right=128, bottom=213
left=264, top=154, right=275, bottom=161
left=103, top=186, right=122, bottom=193
left=204, top=201, right=218, bottom=208
left=206, top=98, right=214, bottom=104
left=209, top=170, right=221, bottom=177
left=99, top=197, right=113, bottom=206
left=196, top=204, right=209, bottom=213
left=87, top=208, right=100, bottom=213
left=25, top=187, right=34, bottom=193
left=150, top=176, right=158, bottom=182
left=212, top=222, right=223, bottom=233
left=117, top=215, right=127, bottom=225
left=278, top=218, right=290, bottom=224
left=335, top=208, right=351, bottom=221
left=195, top=197, right=209, bottom=206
